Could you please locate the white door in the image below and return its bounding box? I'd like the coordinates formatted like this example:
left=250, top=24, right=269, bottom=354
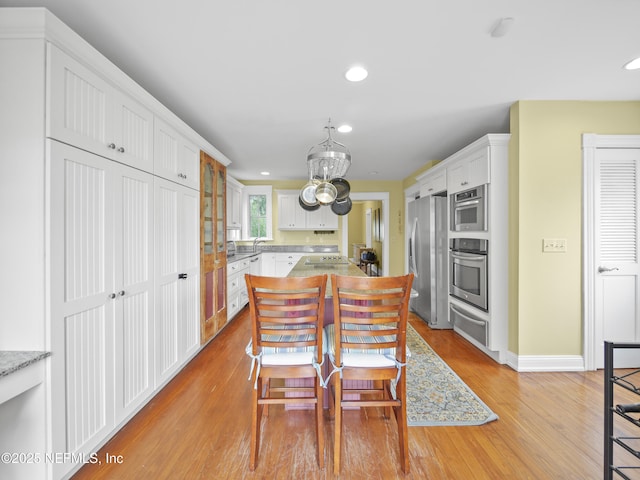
left=48, top=140, right=115, bottom=478
left=113, top=165, right=154, bottom=421
left=584, top=135, right=640, bottom=369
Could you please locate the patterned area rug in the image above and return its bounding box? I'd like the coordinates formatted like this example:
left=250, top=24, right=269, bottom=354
left=405, top=324, right=499, bottom=426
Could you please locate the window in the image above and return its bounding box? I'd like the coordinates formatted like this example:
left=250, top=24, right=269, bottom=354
left=242, top=185, right=272, bottom=240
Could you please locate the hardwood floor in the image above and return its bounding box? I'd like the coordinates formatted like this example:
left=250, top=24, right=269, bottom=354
left=73, top=309, right=637, bottom=479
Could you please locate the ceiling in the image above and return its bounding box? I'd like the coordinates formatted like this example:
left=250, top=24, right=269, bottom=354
left=3, top=1, right=640, bottom=181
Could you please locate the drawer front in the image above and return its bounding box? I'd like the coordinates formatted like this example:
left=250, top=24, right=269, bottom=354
left=450, top=304, right=488, bottom=347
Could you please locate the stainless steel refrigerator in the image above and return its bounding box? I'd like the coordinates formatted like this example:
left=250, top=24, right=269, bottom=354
left=408, top=194, right=451, bottom=329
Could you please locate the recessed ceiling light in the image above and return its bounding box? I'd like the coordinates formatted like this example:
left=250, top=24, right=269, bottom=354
left=623, top=57, right=640, bottom=70
left=337, top=124, right=352, bottom=133
left=345, top=66, right=368, bottom=82
left=260, top=171, right=270, bottom=176
left=369, top=171, right=379, bottom=175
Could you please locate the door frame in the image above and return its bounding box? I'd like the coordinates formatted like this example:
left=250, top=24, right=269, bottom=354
left=582, top=134, right=640, bottom=370
left=340, top=192, right=389, bottom=276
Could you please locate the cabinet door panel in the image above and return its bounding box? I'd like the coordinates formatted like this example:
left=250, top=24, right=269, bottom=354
left=49, top=141, right=115, bottom=461
left=114, top=166, right=154, bottom=419
left=113, top=91, right=154, bottom=173
left=47, top=44, right=114, bottom=158
left=155, top=182, right=180, bottom=384
left=180, top=188, right=200, bottom=355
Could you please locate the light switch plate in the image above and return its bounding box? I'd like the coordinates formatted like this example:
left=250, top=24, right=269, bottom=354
left=543, top=238, right=567, bottom=253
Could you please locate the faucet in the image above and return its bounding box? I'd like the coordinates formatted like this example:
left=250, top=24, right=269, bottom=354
left=253, top=237, right=266, bottom=253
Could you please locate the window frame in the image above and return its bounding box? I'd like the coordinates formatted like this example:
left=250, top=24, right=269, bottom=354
left=242, top=185, right=273, bottom=240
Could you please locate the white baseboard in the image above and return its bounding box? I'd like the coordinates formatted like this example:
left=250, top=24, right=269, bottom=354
left=505, top=351, right=585, bottom=372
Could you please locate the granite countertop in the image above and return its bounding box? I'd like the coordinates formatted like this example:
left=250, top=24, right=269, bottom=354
left=287, top=255, right=367, bottom=295
left=227, top=252, right=260, bottom=263
left=0, top=351, right=51, bottom=377
left=238, top=244, right=339, bottom=254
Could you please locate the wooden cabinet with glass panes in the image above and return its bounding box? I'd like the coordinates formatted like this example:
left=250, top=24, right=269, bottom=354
left=200, top=151, right=227, bottom=343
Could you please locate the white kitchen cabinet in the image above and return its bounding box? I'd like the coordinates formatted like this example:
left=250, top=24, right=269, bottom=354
left=154, top=178, right=200, bottom=387
left=227, top=175, right=243, bottom=230
left=419, top=167, right=447, bottom=197
left=306, top=205, right=339, bottom=229
left=249, top=253, right=262, bottom=275
left=446, top=151, right=490, bottom=194
left=47, top=43, right=154, bottom=173
left=49, top=140, right=154, bottom=474
left=154, top=117, right=200, bottom=190
left=275, top=252, right=306, bottom=277
left=278, top=193, right=307, bottom=229
left=227, top=257, right=251, bottom=319
left=278, top=191, right=338, bottom=230
left=261, top=252, right=277, bottom=276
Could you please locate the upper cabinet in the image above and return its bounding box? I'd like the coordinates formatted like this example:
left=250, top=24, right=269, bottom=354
left=419, top=166, right=447, bottom=197
left=446, top=152, right=490, bottom=194
left=47, top=43, right=154, bottom=173
left=154, top=117, right=200, bottom=190
left=227, top=175, right=243, bottom=230
left=277, top=191, right=338, bottom=230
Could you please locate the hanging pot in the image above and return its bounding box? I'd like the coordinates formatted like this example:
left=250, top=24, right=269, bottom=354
left=299, top=179, right=319, bottom=206
left=299, top=195, right=320, bottom=211
left=315, top=181, right=337, bottom=205
left=331, top=177, right=350, bottom=201
left=331, top=196, right=352, bottom=216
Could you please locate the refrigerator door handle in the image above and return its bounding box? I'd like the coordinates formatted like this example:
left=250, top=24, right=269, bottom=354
left=410, top=216, right=418, bottom=277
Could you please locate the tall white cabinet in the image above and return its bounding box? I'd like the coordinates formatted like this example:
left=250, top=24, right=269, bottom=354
left=0, top=9, right=230, bottom=480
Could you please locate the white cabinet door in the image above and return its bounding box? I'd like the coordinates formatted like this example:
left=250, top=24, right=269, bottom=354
left=306, top=206, right=339, bottom=229
left=47, top=44, right=154, bottom=173
left=112, top=90, right=154, bottom=173
left=420, top=170, right=447, bottom=196
left=261, top=252, right=277, bottom=276
left=49, top=141, right=116, bottom=471
left=154, top=117, right=199, bottom=190
left=113, top=163, right=154, bottom=422
left=278, top=194, right=306, bottom=229
left=227, top=177, right=243, bottom=230
left=47, top=43, right=114, bottom=160
left=447, top=152, right=490, bottom=194
left=154, top=178, right=200, bottom=387
left=275, top=253, right=304, bottom=276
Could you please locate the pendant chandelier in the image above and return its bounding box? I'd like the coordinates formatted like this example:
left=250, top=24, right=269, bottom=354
left=299, top=119, right=352, bottom=216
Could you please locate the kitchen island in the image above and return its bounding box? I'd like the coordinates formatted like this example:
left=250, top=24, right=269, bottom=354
left=287, top=255, right=367, bottom=295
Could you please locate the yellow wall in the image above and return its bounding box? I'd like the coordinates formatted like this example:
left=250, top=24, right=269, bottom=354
left=511, top=100, right=640, bottom=356
left=239, top=179, right=406, bottom=276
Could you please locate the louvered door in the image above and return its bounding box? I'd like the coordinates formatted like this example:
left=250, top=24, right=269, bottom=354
left=594, top=148, right=640, bottom=368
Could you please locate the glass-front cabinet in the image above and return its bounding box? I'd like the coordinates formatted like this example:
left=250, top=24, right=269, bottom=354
left=200, top=151, right=226, bottom=343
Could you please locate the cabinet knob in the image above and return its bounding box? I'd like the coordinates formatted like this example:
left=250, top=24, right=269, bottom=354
left=117, top=147, right=125, bottom=153
left=108, top=143, right=116, bottom=149
left=178, top=273, right=188, bottom=279
left=108, top=293, right=116, bottom=299
left=118, top=290, right=125, bottom=296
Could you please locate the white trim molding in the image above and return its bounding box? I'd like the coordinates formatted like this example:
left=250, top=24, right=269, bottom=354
left=506, top=351, right=585, bottom=372
left=582, top=134, right=640, bottom=371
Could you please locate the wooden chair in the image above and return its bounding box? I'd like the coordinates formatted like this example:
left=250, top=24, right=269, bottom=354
left=327, top=273, right=414, bottom=474
left=244, top=274, right=328, bottom=471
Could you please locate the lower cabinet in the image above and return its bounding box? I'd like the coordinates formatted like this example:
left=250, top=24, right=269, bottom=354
left=49, top=140, right=155, bottom=479
left=48, top=140, right=199, bottom=480
left=154, top=177, right=200, bottom=387
left=227, top=258, right=251, bottom=319
left=275, top=253, right=305, bottom=276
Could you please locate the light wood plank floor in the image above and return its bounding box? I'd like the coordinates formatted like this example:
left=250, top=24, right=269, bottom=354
left=72, top=309, right=638, bottom=479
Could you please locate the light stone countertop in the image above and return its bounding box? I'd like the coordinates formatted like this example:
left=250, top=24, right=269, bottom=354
left=0, top=351, right=51, bottom=377
left=287, top=256, right=367, bottom=296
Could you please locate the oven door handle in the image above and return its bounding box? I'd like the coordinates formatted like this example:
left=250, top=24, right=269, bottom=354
left=450, top=252, right=486, bottom=261
left=454, top=199, right=481, bottom=208
left=450, top=304, right=486, bottom=326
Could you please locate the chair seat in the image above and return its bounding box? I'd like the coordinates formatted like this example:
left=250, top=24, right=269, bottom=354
left=324, top=324, right=411, bottom=368
left=245, top=328, right=327, bottom=366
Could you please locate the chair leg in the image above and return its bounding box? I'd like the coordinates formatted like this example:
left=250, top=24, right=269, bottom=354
left=263, top=378, right=270, bottom=417
left=333, top=375, right=342, bottom=475
left=250, top=376, right=263, bottom=471
left=315, top=376, right=325, bottom=468
left=395, top=376, right=410, bottom=474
